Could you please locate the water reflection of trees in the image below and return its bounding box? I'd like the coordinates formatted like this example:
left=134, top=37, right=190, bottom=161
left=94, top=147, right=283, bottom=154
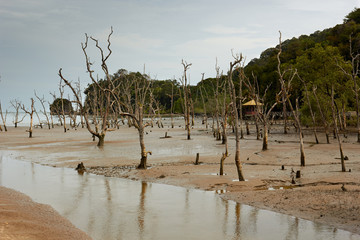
left=138, top=181, right=147, bottom=239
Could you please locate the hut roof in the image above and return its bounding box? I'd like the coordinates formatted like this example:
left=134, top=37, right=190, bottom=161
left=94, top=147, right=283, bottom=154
left=243, top=100, right=263, bottom=106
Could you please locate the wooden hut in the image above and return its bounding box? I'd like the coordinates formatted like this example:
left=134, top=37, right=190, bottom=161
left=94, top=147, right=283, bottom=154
left=242, top=100, right=263, bottom=118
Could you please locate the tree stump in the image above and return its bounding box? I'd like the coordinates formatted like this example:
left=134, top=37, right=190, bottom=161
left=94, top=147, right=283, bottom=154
left=195, top=153, right=200, bottom=165
left=75, top=162, right=86, bottom=175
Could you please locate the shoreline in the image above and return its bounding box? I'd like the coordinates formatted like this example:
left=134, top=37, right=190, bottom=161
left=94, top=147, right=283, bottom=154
left=1, top=124, right=360, bottom=236
left=0, top=186, right=91, bottom=240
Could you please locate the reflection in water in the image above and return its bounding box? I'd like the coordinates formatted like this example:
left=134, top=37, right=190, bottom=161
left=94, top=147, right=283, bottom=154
left=0, top=152, right=359, bottom=240
left=138, top=181, right=147, bottom=239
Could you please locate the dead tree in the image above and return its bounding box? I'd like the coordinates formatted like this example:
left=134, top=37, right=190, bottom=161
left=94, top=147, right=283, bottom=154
left=199, top=74, right=208, bottom=129
left=276, top=31, right=289, bottom=135
left=219, top=78, right=231, bottom=175
left=75, top=78, right=85, bottom=128
left=180, top=60, right=192, bottom=140
left=245, top=74, right=279, bottom=151
left=0, top=101, right=8, bottom=131
left=277, top=32, right=305, bottom=166
left=10, top=99, right=25, bottom=128
left=297, top=74, right=319, bottom=144
left=238, top=64, right=245, bottom=139
left=214, top=61, right=222, bottom=140
left=34, top=91, right=51, bottom=129
left=228, top=52, right=245, bottom=181
left=59, top=79, right=67, bottom=132
left=59, top=28, right=114, bottom=147
left=277, top=31, right=305, bottom=166
left=331, top=85, right=346, bottom=172
left=168, top=80, right=175, bottom=128
left=312, top=86, right=330, bottom=143
left=114, top=73, right=152, bottom=169
left=21, top=98, right=35, bottom=138
left=337, top=35, right=360, bottom=142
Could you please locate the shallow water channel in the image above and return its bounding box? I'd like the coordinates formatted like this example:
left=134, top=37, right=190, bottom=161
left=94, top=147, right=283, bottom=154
left=0, top=153, right=359, bottom=240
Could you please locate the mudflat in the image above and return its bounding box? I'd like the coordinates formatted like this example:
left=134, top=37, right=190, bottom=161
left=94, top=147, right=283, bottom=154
left=1, top=120, right=360, bottom=237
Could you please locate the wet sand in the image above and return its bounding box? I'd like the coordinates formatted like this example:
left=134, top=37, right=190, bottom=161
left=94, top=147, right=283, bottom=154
left=0, top=186, right=91, bottom=240
left=1, top=120, right=360, bottom=236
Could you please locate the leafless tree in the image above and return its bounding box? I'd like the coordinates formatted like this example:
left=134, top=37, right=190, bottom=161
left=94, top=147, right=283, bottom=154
left=0, top=101, right=8, bottom=131
left=214, top=60, right=222, bottom=140
left=10, top=99, right=26, bottom=128
left=109, top=71, right=152, bottom=169
left=34, top=91, right=51, bottom=129
left=228, top=51, right=245, bottom=181
left=337, top=34, right=360, bottom=142
left=219, top=74, right=231, bottom=175
left=21, top=98, right=35, bottom=138
left=277, top=32, right=305, bottom=166
left=59, top=79, right=67, bottom=132
left=167, top=80, right=176, bottom=128
left=59, top=28, right=114, bottom=147
left=312, top=86, right=330, bottom=143
left=245, top=73, right=279, bottom=151
left=180, top=60, right=192, bottom=140
left=331, top=85, right=346, bottom=172
left=199, top=73, right=208, bottom=130
left=297, top=74, right=319, bottom=144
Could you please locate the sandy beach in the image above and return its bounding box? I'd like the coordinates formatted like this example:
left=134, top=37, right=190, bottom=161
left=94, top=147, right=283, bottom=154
left=1, top=119, right=360, bottom=238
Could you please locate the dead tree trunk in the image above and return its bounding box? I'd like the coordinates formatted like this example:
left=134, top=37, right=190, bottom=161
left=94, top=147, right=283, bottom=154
left=59, top=80, right=67, bottom=133
left=0, top=102, right=8, bottom=131
left=298, top=75, right=319, bottom=144
left=199, top=73, right=208, bottom=130
left=11, top=100, right=25, bottom=128
left=331, top=85, right=346, bottom=172
left=181, top=60, right=192, bottom=140
left=59, top=28, right=114, bottom=147
left=313, top=86, right=330, bottom=143
left=277, top=32, right=305, bottom=166
left=21, top=98, right=35, bottom=138
left=35, top=91, right=51, bottom=129
left=228, top=52, right=245, bottom=181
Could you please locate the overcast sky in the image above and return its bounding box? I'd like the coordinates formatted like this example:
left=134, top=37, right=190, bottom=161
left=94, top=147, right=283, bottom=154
left=1, top=0, right=359, bottom=110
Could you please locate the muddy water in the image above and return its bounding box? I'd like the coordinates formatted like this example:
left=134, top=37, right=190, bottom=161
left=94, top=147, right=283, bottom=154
left=0, top=153, right=358, bottom=240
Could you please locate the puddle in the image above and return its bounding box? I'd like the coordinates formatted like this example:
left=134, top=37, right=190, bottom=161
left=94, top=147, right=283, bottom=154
left=0, top=153, right=358, bottom=240
left=256, top=185, right=300, bottom=191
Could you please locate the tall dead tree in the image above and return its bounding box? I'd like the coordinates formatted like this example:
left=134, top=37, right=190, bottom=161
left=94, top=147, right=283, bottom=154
left=228, top=52, right=245, bottom=181
left=59, top=79, right=67, bottom=132
left=34, top=91, right=51, bottom=129
left=199, top=73, right=208, bottom=129
left=116, top=73, right=152, bottom=169
left=168, top=80, right=175, bottom=128
left=312, top=86, right=330, bottom=143
left=180, top=60, right=192, bottom=140
left=277, top=32, right=305, bottom=166
left=59, top=28, right=114, bottom=147
left=297, top=74, right=319, bottom=144
left=331, top=85, right=346, bottom=172
left=10, top=100, right=25, bottom=128
left=337, top=35, right=360, bottom=142
left=245, top=74, right=279, bottom=151
left=21, top=98, right=35, bottom=138
left=214, top=61, right=222, bottom=140
left=0, top=101, right=7, bottom=131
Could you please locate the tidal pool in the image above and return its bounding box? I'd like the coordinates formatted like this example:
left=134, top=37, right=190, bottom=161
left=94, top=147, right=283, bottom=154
left=0, top=152, right=358, bottom=240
